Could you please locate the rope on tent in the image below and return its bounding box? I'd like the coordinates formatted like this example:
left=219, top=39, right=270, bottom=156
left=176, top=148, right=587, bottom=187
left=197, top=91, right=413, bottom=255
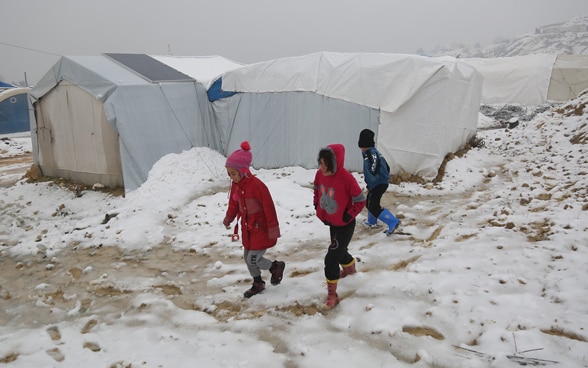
left=196, top=149, right=224, bottom=181
left=157, top=83, right=196, bottom=148
left=222, top=96, right=243, bottom=162
left=193, top=83, right=226, bottom=181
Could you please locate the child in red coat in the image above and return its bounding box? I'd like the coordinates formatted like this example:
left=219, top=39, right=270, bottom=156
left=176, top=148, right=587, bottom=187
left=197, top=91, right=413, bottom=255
left=223, top=141, right=286, bottom=298
left=314, top=144, right=366, bottom=308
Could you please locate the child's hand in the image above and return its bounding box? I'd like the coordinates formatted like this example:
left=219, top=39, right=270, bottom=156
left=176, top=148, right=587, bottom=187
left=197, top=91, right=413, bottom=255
left=343, top=211, right=352, bottom=223
left=223, top=217, right=231, bottom=228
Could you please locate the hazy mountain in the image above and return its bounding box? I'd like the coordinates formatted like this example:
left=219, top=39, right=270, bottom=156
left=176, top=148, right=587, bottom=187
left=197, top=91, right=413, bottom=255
left=423, top=15, right=588, bottom=57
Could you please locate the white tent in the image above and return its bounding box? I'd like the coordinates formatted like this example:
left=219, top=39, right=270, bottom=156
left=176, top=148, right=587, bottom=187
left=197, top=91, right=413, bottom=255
left=29, top=54, right=242, bottom=192
left=548, top=54, right=588, bottom=101
left=210, top=52, right=482, bottom=180
left=462, top=54, right=588, bottom=105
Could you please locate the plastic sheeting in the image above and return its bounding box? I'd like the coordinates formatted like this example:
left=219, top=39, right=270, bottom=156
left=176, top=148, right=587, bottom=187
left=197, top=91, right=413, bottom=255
left=548, top=55, right=588, bottom=101
left=30, top=55, right=224, bottom=192
left=30, top=52, right=482, bottom=191
left=213, top=91, right=379, bottom=172
left=0, top=87, right=31, bottom=134
left=461, top=54, right=588, bottom=105
left=462, top=54, right=556, bottom=106
left=214, top=52, right=482, bottom=179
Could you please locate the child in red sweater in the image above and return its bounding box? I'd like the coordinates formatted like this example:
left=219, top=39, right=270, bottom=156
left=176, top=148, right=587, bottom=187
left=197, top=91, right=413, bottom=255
left=313, top=144, right=366, bottom=308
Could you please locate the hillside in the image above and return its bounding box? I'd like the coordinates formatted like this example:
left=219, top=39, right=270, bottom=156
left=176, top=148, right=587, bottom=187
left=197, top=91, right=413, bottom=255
left=424, top=15, right=588, bottom=57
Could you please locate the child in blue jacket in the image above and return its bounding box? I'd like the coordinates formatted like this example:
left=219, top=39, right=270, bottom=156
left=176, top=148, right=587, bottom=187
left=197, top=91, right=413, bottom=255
left=358, top=129, right=400, bottom=235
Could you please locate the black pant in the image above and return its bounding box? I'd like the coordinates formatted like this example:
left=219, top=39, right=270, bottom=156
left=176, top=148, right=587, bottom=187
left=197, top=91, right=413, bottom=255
left=366, top=183, right=388, bottom=218
left=324, top=219, right=356, bottom=280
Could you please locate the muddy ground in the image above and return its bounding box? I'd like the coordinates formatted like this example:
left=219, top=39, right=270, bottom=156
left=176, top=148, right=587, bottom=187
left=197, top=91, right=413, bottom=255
left=0, top=154, right=432, bottom=332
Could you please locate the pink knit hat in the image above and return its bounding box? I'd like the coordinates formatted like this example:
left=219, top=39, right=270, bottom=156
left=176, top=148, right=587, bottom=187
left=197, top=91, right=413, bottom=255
left=225, top=141, right=252, bottom=175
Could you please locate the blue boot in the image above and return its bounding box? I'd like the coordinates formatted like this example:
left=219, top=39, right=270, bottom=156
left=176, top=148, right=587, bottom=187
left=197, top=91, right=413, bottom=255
left=362, top=211, right=379, bottom=228
left=378, top=209, right=400, bottom=236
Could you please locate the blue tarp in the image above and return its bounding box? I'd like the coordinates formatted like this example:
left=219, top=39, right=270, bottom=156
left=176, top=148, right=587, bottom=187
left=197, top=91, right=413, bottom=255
left=207, top=77, right=237, bottom=101
left=0, top=81, right=16, bottom=88
left=0, top=89, right=30, bottom=134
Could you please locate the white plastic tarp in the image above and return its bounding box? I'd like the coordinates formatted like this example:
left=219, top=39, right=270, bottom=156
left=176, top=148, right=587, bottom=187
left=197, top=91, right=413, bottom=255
left=30, top=55, right=223, bottom=192
left=462, top=54, right=557, bottom=105
left=216, top=52, right=482, bottom=179
left=213, top=91, right=380, bottom=172
left=548, top=55, right=588, bottom=101
left=152, top=55, right=244, bottom=89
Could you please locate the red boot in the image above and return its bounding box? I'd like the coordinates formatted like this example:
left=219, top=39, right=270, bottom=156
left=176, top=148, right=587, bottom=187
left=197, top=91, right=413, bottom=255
left=324, top=280, right=339, bottom=309
left=339, top=259, right=356, bottom=278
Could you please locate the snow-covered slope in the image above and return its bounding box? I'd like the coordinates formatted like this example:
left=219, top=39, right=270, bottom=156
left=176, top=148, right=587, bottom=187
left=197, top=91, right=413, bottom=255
left=425, top=15, right=588, bottom=57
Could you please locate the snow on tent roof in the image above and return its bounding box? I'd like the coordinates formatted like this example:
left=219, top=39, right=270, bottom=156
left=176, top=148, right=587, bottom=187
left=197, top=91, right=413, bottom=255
left=151, top=55, right=244, bottom=89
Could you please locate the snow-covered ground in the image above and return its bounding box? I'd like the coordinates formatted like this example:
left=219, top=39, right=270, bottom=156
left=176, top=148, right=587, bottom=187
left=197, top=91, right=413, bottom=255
left=0, top=93, right=587, bottom=367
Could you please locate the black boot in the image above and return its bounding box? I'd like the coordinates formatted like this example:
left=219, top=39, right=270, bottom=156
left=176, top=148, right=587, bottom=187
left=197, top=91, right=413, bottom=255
left=269, top=261, right=285, bottom=285
left=244, top=280, right=265, bottom=298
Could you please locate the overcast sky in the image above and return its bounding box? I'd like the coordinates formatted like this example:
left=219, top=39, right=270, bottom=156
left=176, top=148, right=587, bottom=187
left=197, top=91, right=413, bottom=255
left=2, top=0, right=588, bottom=85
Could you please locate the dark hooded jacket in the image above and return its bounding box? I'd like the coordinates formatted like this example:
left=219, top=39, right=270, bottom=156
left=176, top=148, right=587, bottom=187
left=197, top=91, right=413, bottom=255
left=313, top=144, right=366, bottom=226
left=362, top=147, right=390, bottom=189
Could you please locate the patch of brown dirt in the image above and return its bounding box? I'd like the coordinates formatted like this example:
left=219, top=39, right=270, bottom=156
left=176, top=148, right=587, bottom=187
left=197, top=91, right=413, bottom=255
left=389, top=255, right=421, bottom=271
left=23, top=167, right=125, bottom=197
left=541, top=327, right=587, bottom=342
left=402, top=325, right=445, bottom=340
left=0, top=245, right=224, bottom=331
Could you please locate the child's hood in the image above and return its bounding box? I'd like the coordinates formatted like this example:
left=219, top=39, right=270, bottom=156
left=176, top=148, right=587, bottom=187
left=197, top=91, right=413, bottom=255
left=327, top=144, right=345, bottom=175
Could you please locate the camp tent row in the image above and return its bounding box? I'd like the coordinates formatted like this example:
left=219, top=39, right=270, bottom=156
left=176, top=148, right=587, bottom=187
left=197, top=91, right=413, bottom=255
left=31, top=52, right=588, bottom=193
left=29, top=52, right=486, bottom=193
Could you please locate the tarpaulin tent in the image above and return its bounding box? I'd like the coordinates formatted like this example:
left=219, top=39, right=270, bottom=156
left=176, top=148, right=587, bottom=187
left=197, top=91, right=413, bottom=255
left=547, top=55, right=588, bottom=101
left=30, top=52, right=482, bottom=191
left=210, top=52, right=482, bottom=180
left=462, top=54, right=588, bottom=105
left=0, top=87, right=31, bottom=134
left=29, top=54, right=242, bottom=192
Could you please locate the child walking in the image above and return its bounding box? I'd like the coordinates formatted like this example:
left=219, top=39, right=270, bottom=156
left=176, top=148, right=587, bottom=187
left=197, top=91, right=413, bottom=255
left=313, top=144, right=366, bottom=309
left=223, top=141, right=286, bottom=298
left=358, top=129, right=400, bottom=235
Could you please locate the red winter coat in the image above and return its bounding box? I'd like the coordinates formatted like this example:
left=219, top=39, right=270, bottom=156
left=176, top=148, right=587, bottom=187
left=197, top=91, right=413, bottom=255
left=224, top=173, right=281, bottom=250
left=313, top=144, right=366, bottom=226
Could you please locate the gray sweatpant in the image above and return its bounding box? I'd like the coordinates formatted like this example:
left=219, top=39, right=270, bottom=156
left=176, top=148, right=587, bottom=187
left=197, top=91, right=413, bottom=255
left=244, top=249, right=273, bottom=278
